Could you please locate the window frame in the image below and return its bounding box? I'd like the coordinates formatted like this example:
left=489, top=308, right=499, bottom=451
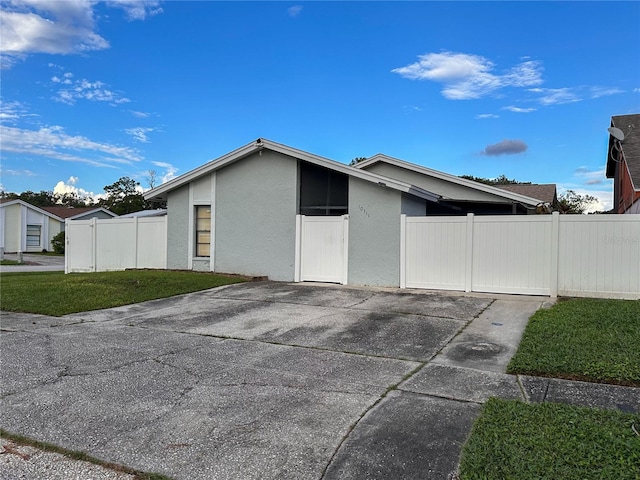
left=26, top=224, right=42, bottom=248
left=194, top=205, right=211, bottom=258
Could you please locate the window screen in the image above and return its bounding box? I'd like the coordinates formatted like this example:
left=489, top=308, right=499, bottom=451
left=195, top=206, right=211, bottom=257
left=299, top=161, right=348, bottom=216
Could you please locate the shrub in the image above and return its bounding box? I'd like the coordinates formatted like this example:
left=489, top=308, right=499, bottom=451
left=52, top=231, right=65, bottom=254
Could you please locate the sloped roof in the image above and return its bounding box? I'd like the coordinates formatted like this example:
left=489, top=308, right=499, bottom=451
left=606, top=113, right=640, bottom=190
left=495, top=184, right=557, bottom=205
left=119, top=209, right=167, bottom=218
left=355, top=154, right=543, bottom=207
left=0, top=199, right=64, bottom=221
left=144, top=138, right=441, bottom=203
left=40, top=206, right=117, bottom=220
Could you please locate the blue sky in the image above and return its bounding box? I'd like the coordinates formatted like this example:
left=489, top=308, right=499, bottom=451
left=1, top=1, right=639, bottom=211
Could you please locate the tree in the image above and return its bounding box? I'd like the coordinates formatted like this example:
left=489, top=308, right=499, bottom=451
left=460, top=174, right=530, bottom=186
left=146, top=169, right=158, bottom=189
left=98, top=177, right=147, bottom=215
left=557, top=190, right=599, bottom=214
left=349, top=157, right=368, bottom=166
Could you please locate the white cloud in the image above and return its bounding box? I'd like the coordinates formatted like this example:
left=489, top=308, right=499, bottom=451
left=502, top=106, right=536, bottom=113
left=52, top=74, right=130, bottom=105
left=0, top=1, right=109, bottom=67
left=53, top=176, right=101, bottom=203
left=125, top=127, right=155, bottom=143
left=589, top=86, right=624, bottom=99
left=0, top=168, right=37, bottom=176
left=392, top=52, right=543, bottom=100
left=151, top=160, right=178, bottom=184
left=0, top=98, right=38, bottom=123
left=476, top=113, right=499, bottom=119
left=130, top=110, right=151, bottom=118
left=528, top=87, right=580, bottom=106
left=0, top=1, right=162, bottom=68
left=106, top=1, right=164, bottom=21
left=288, top=5, right=303, bottom=17
left=0, top=124, right=142, bottom=167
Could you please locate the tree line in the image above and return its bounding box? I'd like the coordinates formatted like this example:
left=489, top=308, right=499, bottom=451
left=0, top=177, right=161, bottom=216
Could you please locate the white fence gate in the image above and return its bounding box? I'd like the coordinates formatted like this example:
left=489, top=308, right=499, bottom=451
left=401, top=213, right=640, bottom=299
left=65, top=216, right=167, bottom=273
left=295, top=215, right=348, bottom=284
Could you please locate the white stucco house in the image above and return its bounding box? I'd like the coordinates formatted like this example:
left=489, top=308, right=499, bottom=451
left=0, top=199, right=116, bottom=253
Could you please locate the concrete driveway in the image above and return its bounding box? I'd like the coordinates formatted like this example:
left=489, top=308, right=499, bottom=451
left=0, top=282, right=546, bottom=479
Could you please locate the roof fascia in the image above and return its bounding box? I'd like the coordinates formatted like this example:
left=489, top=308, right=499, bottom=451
left=356, top=154, right=542, bottom=206
left=67, top=208, right=117, bottom=220
left=1, top=199, right=64, bottom=221
left=144, top=138, right=441, bottom=203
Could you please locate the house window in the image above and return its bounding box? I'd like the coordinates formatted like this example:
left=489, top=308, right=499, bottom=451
left=299, top=161, right=348, bottom=216
left=195, top=206, right=211, bottom=257
left=26, top=224, right=41, bottom=247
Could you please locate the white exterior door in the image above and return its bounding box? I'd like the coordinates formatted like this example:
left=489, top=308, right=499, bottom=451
left=296, top=215, right=348, bottom=284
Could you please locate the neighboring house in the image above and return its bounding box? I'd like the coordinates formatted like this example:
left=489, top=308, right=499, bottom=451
left=494, top=184, right=559, bottom=212
left=606, top=113, right=640, bottom=214
left=354, top=154, right=545, bottom=215
left=0, top=199, right=116, bottom=253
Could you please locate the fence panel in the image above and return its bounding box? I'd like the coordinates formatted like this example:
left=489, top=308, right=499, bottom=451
left=402, top=213, right=639, bottom=299
left=404, top=216, right=467, bottom=290
left=557, top=215, right=640, bottom=298
left=66, top=216, right=167, bottom=273
left=95, top=219, right=137, bottom=271
left=472, top=216, right=552, bottom=295
left=136, top=217, right=168, bottom=269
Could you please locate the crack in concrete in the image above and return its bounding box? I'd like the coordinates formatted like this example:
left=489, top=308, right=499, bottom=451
left=319, top=361, right=427, bottom=480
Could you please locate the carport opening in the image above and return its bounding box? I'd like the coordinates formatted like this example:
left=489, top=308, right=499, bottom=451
left=298, top=161, right=348, bottom=216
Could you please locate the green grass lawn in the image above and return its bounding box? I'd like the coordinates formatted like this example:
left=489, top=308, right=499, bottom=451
left=507, top=298, right=640, bottom=386
left=459, top=398, right=640, bottom=480
left=0, top=270, right=248, bottom=316
left=0, top=260, right=21, bottom=265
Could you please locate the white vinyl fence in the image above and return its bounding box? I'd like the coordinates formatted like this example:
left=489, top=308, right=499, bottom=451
left=65, top=216, right=167, bottom=273
left=401, top=213, right=640, bottom=299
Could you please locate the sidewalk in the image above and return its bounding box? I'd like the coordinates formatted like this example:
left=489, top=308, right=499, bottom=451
left=0, top=253, right=65, bottom=272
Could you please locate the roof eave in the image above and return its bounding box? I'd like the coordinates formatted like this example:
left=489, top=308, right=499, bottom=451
left=144, top=138, right=442, bottom=203
left=356, top=154, right=543, bottom=206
